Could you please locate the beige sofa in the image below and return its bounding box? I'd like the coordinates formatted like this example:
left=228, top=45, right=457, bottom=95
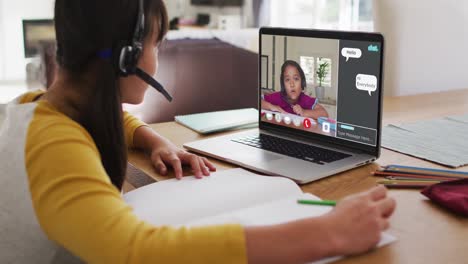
left=125, top=38, right=259, bottom=123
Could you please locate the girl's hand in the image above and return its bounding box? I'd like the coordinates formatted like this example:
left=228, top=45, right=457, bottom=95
left=323, top=185, right=396, bottom=256
left=293, top=104, right=304, bottom=116
left=149, top=141, right=216, bottom=179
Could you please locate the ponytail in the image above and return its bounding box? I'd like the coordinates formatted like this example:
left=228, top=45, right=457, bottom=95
left=80, top=58, right=127, bottom=189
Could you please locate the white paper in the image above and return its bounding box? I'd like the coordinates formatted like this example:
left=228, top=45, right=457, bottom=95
left=123, top=168, right=303, bottom=225
left=310, top=233, right=397, bottom=264
left=186, top=193, right=328, bottom=227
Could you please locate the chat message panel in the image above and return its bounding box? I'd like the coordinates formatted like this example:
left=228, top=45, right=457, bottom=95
left=337, top=40, right=382, bottom=133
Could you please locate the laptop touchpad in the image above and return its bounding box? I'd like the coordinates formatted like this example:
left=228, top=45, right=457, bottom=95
left=234, top=151, right=283, bottom=164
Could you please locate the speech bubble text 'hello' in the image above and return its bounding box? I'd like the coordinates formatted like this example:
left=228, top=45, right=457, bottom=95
left=356, top=74, right=378, bottom=96
left=341, top=48, right=362, bottom=62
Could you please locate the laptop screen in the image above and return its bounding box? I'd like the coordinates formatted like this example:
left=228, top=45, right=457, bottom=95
left=259, top=28, right=383, bottom=152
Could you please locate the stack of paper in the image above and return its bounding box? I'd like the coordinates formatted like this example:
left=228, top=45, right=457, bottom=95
left=382, top=114, right=468, bottom=167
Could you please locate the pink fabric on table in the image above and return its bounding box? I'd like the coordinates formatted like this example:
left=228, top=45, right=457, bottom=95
left=421, top=179, right=468, bottom=217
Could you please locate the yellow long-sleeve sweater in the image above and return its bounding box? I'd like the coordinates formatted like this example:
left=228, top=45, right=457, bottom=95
left=0, top=90, right=246, bottom=263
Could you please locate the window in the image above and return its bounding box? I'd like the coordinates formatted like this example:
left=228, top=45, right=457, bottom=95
left=300, top=56, right=315, bottom=85
left=268, top=0, right=373, bottom=31
left=357, top=0, right=373, bottom=30
left=300, top=56, right=332, bottom=87
left=0, top=1, right=3, bottom=80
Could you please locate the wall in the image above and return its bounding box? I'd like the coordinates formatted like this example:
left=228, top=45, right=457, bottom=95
left=273, top=35, right=285, bottom=91
left=261, top=34, right=285, bottom=92
left=373, top=0, right=468, bottom=96
left=261, top=34, right=272, bottom=89
left=0, top=0, right=55, bottom=81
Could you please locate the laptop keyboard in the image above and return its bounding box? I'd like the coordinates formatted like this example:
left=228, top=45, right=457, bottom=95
left=232, top=134, right=351, bottom=164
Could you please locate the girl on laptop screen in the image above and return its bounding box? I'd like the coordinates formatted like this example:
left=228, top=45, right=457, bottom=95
left=262, top=60, right=329, bottom=119
left=0, top=0, right=396, bottom=263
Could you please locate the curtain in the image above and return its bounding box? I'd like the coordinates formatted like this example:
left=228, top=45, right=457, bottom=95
left=0, top=0, right=4, bottom=80
left=252, top=0, right=271, bottom=27
left=254, top=0, right=373, bottom=31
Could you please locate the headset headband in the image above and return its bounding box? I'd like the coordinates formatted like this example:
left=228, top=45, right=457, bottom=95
left=133, top=0, right=145, bottom=47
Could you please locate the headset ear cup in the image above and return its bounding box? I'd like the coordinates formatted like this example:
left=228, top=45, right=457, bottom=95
left=118, top=46, right=138, bottom=76
left=112, top=0, right=145, bottom=77
left=117, top=46, right=127, bottom=76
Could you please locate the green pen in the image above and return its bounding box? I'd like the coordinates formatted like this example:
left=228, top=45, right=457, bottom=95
left=297, top=199, right=337, bottom=206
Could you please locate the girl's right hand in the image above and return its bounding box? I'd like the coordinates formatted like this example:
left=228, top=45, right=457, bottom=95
left=323, top=185, right=396, bottom=256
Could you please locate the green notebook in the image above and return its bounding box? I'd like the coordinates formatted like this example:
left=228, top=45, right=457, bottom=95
left=175, top=108, right=258, bottom=134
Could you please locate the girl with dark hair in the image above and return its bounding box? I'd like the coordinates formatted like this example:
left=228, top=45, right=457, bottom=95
left=0, top=1, right=395, bottom=263
left=262, top=60, right=329, bottom=118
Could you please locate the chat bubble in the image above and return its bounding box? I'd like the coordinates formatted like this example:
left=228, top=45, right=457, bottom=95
left=356, top=74, right=378, bottom=96
left=341, top=48, right=362, bottom=62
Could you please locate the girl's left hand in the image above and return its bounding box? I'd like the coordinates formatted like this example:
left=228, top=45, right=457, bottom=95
left=149, top=141, right=216, bottom=179
left=293, top=104, right=304, bottom=116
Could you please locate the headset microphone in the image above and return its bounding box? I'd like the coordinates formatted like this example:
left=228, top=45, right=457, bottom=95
left=117, top=0, right=173, bottom=102
left=135, top=67, right=172, bottom=101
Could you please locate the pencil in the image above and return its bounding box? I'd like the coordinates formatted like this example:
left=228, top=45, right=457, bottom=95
left=373, top=171, right=464, bottom=180
left=297, top=199, right=337, bottom=206
left=381, top=183, right=430, bottom=189
left=384, top=165, right=468, bottom=178
left=377, top=179, right=441, bottom=184
left=385, top=176, right=451, bottom=182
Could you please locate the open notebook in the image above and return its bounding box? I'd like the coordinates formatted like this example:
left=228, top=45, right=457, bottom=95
left=123, top=168, right=396, bottom=263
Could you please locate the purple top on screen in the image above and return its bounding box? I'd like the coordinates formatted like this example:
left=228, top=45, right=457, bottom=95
left=263, top=92, right=318, bottom=114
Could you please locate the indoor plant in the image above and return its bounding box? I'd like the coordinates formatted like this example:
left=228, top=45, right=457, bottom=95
left=315, top=60, right=329, bottom=101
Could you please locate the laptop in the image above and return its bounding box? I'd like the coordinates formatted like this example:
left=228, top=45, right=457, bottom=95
left=184, top=27, right=384, bottom=184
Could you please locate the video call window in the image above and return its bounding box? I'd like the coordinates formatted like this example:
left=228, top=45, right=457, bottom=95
left=260, top=35, right=339, bottom=139
left=260, top=34, right=381, bottom=147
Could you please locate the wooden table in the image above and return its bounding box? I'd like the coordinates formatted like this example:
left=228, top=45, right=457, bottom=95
left=126, top=89, right=468, bottom=264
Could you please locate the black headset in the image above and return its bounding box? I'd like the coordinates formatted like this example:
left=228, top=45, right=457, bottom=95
left=117, top=0, right=173, bottom=102
left=280, top=60, right=307, bottom=95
